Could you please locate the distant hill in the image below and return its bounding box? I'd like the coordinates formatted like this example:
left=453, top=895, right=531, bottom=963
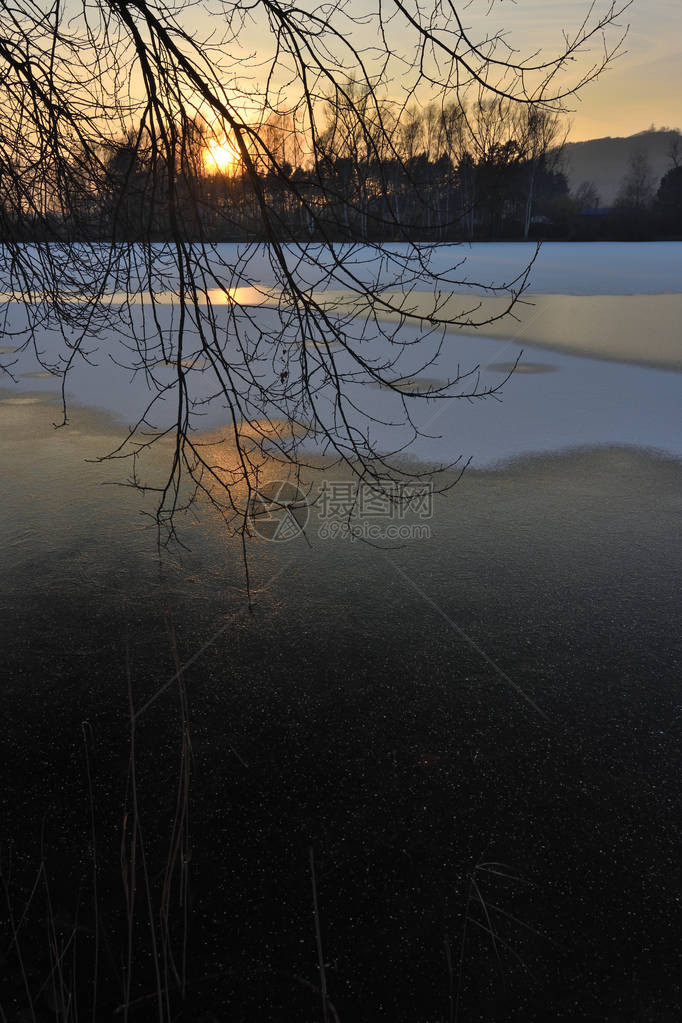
left=558, top=129, right=682, bottom=206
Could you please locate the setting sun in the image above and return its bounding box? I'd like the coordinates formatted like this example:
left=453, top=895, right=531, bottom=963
left=204, top=137, right=240, bottom=174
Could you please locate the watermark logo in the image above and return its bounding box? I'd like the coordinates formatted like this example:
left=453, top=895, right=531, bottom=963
left=318, top=481, right=433, bottom=521
left=318, top=480, right=433, bottom=542
left=249, top=479, right=433, bottom=543
left=248, top=479, right=310, bottom=543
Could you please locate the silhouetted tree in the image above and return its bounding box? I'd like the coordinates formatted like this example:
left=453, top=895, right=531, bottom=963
left=0, top=0, right=629, bottom=553
left=574, top=180, right=602, bottom=211
left=616, top=150, right=656, bottom=211
left=519, top=106, right=565, bottom=238
left=656, top=165, right=682, bottom=234
left=614, top=150, right=656, bottom=238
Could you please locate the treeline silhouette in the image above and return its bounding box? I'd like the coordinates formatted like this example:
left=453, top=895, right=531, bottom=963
left=594, top=151, right=682, bottom=240
left=4, top=99, right=682, bottom=244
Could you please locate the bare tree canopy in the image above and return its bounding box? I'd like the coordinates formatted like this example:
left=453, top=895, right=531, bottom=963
left=0, top=0, right=630, bottom=577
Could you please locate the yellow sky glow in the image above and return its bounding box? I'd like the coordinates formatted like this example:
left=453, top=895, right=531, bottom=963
left=204, top=137, right=240, bottom=174
left=185, top=2, right=682, bottom=153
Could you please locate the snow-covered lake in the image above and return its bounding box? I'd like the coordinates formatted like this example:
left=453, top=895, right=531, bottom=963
left=1, top=241, right=679, bottom=469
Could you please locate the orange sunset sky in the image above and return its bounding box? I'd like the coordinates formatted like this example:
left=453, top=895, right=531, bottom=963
left=222, top=0, right=681, bottom=143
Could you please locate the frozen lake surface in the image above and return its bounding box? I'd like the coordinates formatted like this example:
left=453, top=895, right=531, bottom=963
left=1, top=241, right=680, bottom=468
left=1, top=242, right=681, bottom=1020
